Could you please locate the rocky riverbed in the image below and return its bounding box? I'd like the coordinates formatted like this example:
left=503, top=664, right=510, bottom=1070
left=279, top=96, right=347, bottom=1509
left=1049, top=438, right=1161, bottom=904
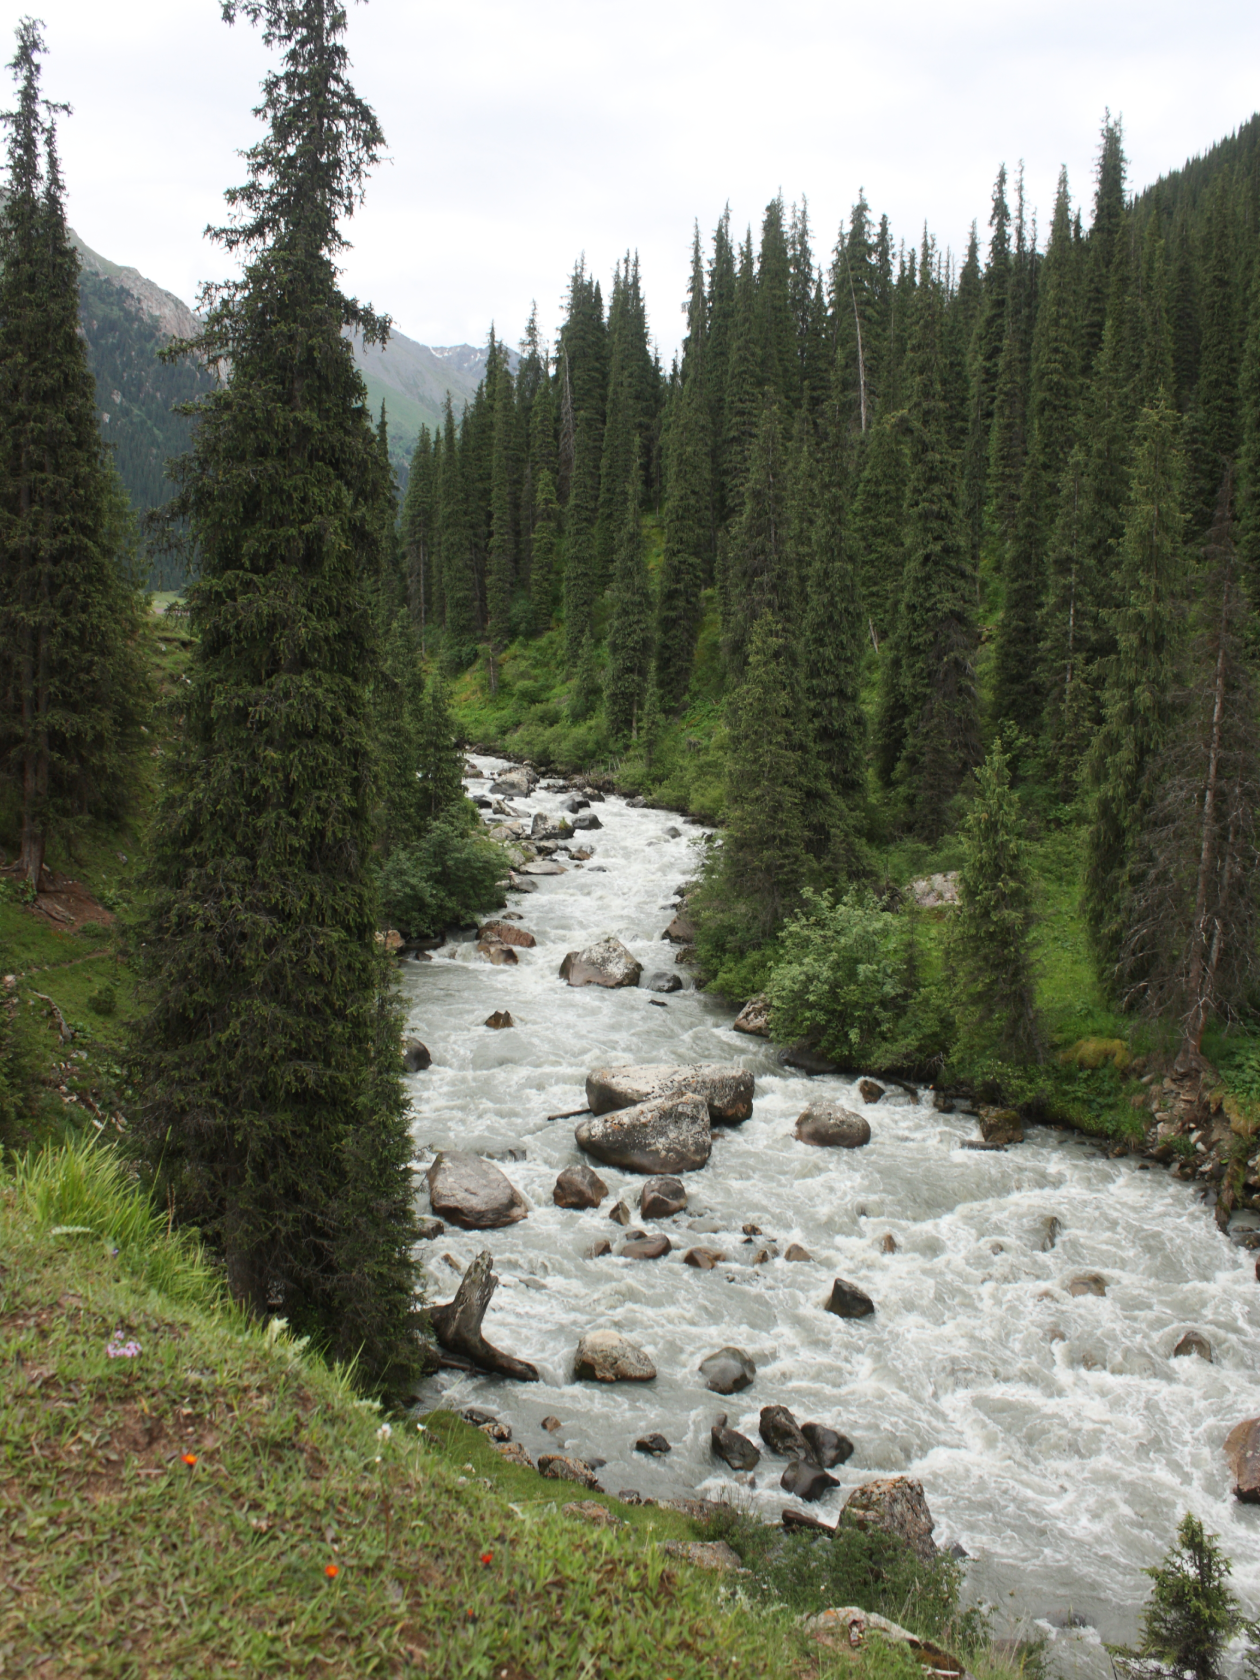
left=403, top=756, right=1260, bottom=1670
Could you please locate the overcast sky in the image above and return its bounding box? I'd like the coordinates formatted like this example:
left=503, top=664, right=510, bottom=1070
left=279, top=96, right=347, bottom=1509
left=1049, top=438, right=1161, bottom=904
left=28, top=0, right=1260, bottom=362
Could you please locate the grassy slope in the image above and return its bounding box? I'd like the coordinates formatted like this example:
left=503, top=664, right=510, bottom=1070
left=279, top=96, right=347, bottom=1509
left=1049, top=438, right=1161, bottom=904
left=1, top=1140, right=923, bottom=1680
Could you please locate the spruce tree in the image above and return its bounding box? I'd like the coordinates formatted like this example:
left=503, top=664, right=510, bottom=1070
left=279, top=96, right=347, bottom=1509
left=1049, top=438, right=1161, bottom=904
left=1238, top=255, right=1260, bottom=622
left=604, top=473, right=653, bottom=740
left=718, top=613, right=808, bottom=943
left=962, top=165, right=1012, bottom=557
left=131, top=0, right=422, bottom=1393
left=0, top=23, right=150, bottom=885
left=848, top=411, right=908, bottom=642
left=800, top=439, right=866, bottom=803
left=528, top=466, right=558, bottom=635
left=878, top=253, right=980, bottom=836
left=656, top=229, right=712, bottom=708
left=1083, top=396, right=1188, bottom=971
left=486, top=350, right=515, bottom=690
left=721, top=398, right=798, bottom=677
left=400, top=426, right=435, bottom=646
left=950, top=741, right=1041, bottom=1064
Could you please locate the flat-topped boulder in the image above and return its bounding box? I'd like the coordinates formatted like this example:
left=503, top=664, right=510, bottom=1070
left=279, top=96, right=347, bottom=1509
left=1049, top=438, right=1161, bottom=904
left=477, top=919, right=536, bottom=949
left=427, top=1151, right=528, bottom=1229
left=586, top=1063, right=754, bottom=1124
left=576, top=1091, right=711, bottom=1174
left=559, top=938, right=642, bottom=988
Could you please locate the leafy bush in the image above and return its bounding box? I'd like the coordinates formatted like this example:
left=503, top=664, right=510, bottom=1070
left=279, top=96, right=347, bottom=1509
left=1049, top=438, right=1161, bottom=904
left=763, top=887, right=954, bottom=1072
left=378, top=810, right=506, bottom=938
left=697, top=1506, right=988, bottom=1654
left=0, top=992, right=51, bottom=1145
left=87, top=985, right=117, bottom=1017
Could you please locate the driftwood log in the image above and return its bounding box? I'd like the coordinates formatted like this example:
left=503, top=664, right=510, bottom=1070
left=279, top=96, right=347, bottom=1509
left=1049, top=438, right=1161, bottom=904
left=427, top=1250, right=539, bottom=1382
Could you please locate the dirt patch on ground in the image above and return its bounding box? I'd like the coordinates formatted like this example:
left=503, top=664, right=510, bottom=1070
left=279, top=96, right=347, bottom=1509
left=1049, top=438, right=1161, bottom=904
left=0, top=864, right=115, bottom=933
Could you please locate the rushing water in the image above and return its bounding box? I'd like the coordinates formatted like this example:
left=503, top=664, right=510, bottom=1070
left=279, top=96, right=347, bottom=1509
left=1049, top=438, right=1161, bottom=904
left=404, top=758, right=1260, bottom=1665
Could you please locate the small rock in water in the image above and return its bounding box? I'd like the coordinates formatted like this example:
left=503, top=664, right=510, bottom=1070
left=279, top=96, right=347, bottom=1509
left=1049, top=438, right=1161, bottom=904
left=484, top=1010, right=514, bottom=1029
left=978, top=1106, right=1024, bottom=1145
left=783, top=1243, right=811, bottom=1262
left=742, top=1223, right=762, bottom=1237
left=880, top=1233, right=898, bottom=1253
left=684, top=1247, right=727, bottom=1269
left=1172, top=1331, right=1212, bottom=1361
left=649, top=999, right=669, bottom=1008
left=732, top=994, right=771, bottom=1036
left=711, top=1413, right=761, bottom=1470
left=572, top=812, right=603, bottom=830
left=699, top=1346, right=756, bottom=1394
left=961, top=1139, right=1006, bottom=1151
left=635, top=1433, right=672, bottom=1455
left=584, top=1238, right=613, bottom=1259
left=779, top=1043, right=841, bottom=1075
left=640, top=1175, right=688, bottom=1219
left=415, top=1216, right=445, bottom=1240
left=541, top=1416, right=563, bottom=1433
left=620, top=1234, right=672, bottom=1260
left=858, top=1079, right=885, bottom=1103
left=574, top=1329, right=656, bottom=1383
left=664, top=825, right=682, bottom=838
left=402, top=1038, right=431, bottom=1072
left=801, top=1422, right=854, bottom=1467
left=826, top=1277, right=876, bottom=1318
left=781, top=1459, right=839, bottom=1502
left=1038, top=1215, right=1063, bottom=1251
left=608, top=1200, right=632, bottom=1226
left=553, top=1163, right=608, bottom=1210
left=1068, top=1272, right=1107, bottom=1297
left=795, top=1102, right=871, bottom=1149
left=642, top=970, right=683, bottom=993
left=441, top=1252, right=464, bottom=1273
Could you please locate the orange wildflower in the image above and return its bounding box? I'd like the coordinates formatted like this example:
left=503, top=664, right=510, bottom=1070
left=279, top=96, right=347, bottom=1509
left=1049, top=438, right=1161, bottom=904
left=181, top=1453, right=197, bottom=1467
left=480, top=1551, right=493, bottom=1565
left=324, top=1564, right=339, bottom=1579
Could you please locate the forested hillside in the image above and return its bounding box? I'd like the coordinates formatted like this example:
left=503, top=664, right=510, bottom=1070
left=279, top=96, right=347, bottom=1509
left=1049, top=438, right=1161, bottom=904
left=408, top=112, right=1260, bottom=1106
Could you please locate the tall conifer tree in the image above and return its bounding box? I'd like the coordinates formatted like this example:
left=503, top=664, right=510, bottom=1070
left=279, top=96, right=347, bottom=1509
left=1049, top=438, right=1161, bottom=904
left=604, top=472, right=653, bottom=740
left=0, top=23, right=149, bottom=884
left=131, top=0, right=421, bottom=1393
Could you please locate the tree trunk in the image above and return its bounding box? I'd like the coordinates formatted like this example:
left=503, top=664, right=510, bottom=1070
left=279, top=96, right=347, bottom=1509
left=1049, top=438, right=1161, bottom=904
left=427, top=1251, right=539, bottom=1381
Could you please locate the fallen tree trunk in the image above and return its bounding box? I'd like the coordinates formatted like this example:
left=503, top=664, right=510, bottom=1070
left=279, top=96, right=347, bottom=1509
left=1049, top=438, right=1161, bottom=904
left=427, top=1251, right=540, bottom=1382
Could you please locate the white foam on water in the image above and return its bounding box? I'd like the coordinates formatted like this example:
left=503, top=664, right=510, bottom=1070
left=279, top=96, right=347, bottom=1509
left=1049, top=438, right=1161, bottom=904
left=401, top=757, right=1260, bottom=1653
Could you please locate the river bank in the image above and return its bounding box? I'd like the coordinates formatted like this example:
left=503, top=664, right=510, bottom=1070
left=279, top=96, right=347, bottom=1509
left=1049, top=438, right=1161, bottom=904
left=402, top=756, right=1260, bottom=1671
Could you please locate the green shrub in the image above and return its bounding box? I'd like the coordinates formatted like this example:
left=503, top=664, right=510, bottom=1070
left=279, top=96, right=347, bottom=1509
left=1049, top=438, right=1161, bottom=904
left=763, top=887, right=954, bottom=1072
left=379, top=809, right=506, bottom=938
left=697, top=1506, right=988, bottom=1654
left=87, top=985, right=117, bottom=1017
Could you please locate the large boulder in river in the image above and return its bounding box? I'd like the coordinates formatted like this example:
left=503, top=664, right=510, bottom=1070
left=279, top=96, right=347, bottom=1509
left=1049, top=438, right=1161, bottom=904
left=573, top=1329, right=656, bottom=1383
left=642, top=971, right=683, bottom=993
left=782, top=1460, right=839, bottom=1502
left=712, top=1414, right=760, bottom=1470
left=665, top=907, right=696, bottom=943
left=576, top=1092, right=711, bottom=1174
left=795, top=1102, right=871, bottom=1149
left=586, top=1063, right=754, bottom=1124
left=801, top=1423, right=854, bottom=1468
left=759, top=1404, right=816, bottom=1462
left=979, top=1106, right=1024, bottom=1145
left=1225, top=1418, right=1260, bottom=1501
left=402, top=1038, right=431, bottom=1072
left=477, top=919, right=536, bottom=949
left=559, top=938, right=642, bottom=988
left=842, top=1477, right=937, bottom=1564
left=553, top=1163, right=608, bottom=1209
left=732, top=994, right=772, bottom=1037
left=427, top=1151, right=528, bottom=1229
left=490, top=767, right=534, bottom=797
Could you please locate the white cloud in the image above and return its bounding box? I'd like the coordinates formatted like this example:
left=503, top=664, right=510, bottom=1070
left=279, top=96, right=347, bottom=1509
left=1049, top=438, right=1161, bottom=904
left=29, top=0, right=1260, bottom=360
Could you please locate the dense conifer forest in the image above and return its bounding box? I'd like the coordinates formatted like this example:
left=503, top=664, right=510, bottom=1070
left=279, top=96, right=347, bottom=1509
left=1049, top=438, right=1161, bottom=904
left=405, top=114, right=1260, bottom=1101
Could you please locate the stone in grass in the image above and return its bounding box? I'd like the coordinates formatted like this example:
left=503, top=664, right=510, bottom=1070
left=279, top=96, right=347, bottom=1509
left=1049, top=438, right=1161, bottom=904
left=561, top=1501, right=625, bottom=1529
left=699, top=1347, right=756, bottom=1395
left=842, top=1476, right=937, bottom=1564
left=662, top=1541, right=745, bottom=1572
left=826, top=1277, right=875, bottom=1318
left=538, top=1453, right=603, bottom=1492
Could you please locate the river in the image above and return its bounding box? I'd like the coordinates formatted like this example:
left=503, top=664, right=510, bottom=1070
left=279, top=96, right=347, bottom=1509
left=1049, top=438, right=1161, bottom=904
left=404, top=756, right=1260, bottom=1668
